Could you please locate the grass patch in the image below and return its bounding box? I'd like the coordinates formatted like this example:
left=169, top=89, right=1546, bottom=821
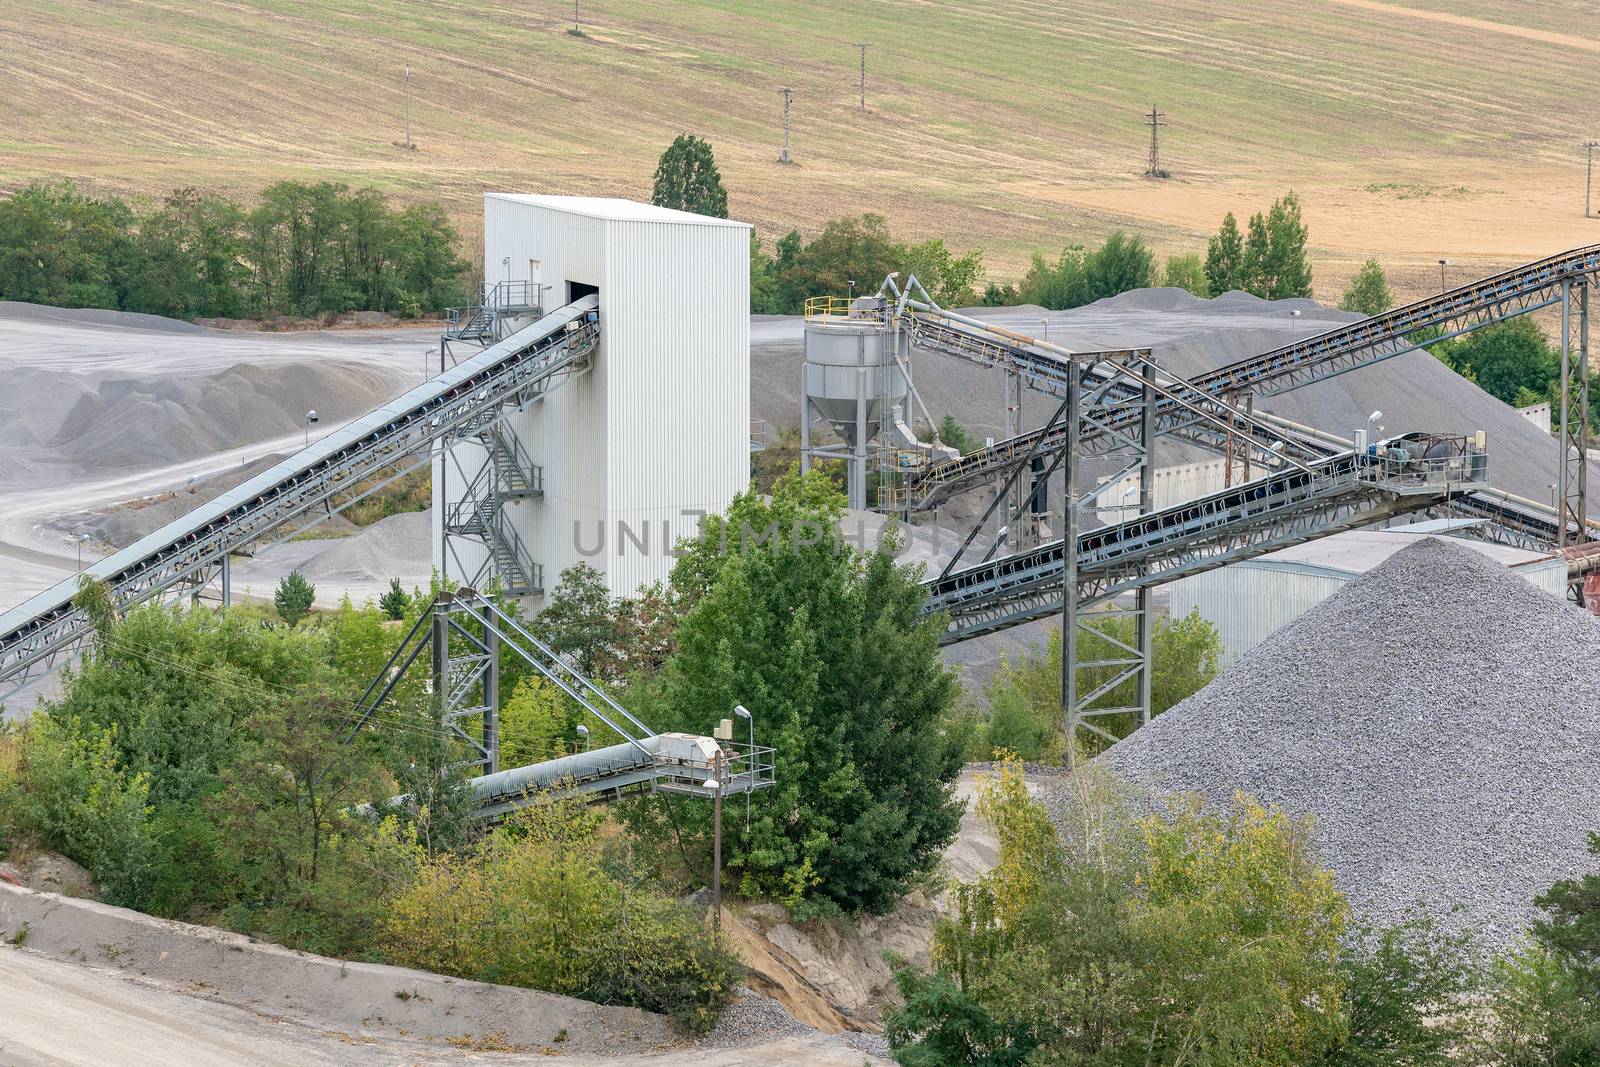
left=345, top=469, right=431, bottom=527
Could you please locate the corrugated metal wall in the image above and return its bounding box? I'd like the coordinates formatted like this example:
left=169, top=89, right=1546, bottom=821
left=602, top=218, right=749, bottom=595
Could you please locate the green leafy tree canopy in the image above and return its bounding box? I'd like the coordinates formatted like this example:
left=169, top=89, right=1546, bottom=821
left=651, top=134, right=729, bottom=219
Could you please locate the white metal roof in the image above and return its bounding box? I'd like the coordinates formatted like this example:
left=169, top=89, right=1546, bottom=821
left=484, top=193, right=748, bottom=228
left=1252, top=527, right=1557, bottom=576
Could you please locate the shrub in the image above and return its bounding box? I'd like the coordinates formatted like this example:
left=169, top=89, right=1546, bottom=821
left=274, top=571, right=315, bottom=626
left=382, top=794, right=740, bottom=1033
left=379, top=579, right=410, bottom=621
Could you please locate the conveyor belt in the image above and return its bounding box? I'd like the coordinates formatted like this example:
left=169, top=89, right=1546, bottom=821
left=0, top=297, right=601, bottom=686
left=924, top=438, right=1487, bottom=642
left=905, top=244, right=1600, bottom=505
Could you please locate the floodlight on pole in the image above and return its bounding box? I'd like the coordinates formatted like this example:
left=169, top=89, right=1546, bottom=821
left=576, top=723, right=590, bottom=752
left=733, top=703, right=754, bottom=828
left=304, top=409, right=319, bottom=448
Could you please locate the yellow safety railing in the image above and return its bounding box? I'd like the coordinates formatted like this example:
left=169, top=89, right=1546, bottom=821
left=804, top=295, right=859, bottom=321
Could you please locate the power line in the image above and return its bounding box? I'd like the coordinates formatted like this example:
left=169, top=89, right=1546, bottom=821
left=778, top=87, right=794, bottom=164
left=855, top=43, right=870, bottom=111
left=1145, top=105, right=1167, bottom=177
left=1586, top=141, right=1598, bottom=219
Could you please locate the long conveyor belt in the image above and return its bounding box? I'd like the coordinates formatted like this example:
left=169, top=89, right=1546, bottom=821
left=0, top=296, right=601, bottom=686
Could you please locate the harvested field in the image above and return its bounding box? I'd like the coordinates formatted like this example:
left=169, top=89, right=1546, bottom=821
left=1065, top=536, right=1600, bottom=946
left=5, top=2, right=1599, bottom=299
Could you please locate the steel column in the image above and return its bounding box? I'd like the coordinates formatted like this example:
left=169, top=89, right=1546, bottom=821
left=483, top=623, right=500, bottom=773
left=220, top=554, right=230, bottom=608
left=1136, top=360, right=1155, bottom=727
left=1060, top=367, right=1080, bottom=768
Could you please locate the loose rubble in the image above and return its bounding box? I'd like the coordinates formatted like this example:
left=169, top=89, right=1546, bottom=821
left=1057, top=536, right=1600, bottom=947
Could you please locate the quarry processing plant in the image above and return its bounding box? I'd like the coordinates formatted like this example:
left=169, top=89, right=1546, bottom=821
left=0, top=196, right=1597, bottom=789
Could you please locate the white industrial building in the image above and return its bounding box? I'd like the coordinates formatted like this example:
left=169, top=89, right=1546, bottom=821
left=435, top=194, right=751, bottom=599
left=1170, top=524, right=1567, bottom=666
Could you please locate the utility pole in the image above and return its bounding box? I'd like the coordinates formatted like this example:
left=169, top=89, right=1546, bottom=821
left=1586, top=141, right=1598, bottom=218
left=855, top=43, right=870, bottom=110
left=403, top=67, right=412, bottom=149
left=574, top=0, right=580, bottom=32
left=778, top=87, right=794, bottom=163
left=1144, top=105, right=1167, bottom=177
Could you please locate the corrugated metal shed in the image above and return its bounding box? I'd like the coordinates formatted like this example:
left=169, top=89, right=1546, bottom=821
left=445, top=194, right=750, bottom=600
left=1170, top=527, right=1567, bottom=666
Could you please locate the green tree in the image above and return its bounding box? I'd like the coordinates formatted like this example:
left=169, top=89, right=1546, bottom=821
left=979, top=281, right=1021, bottom=306
left=1243, top=210, right=1272, bottom=296
left=902, top=238, right=985, bottom=307
left=1205, top=212, right=1246, bottom=295
left=1161, top=252, right=1210, bottom=297
left=654, top=470, right=964, bottom=915
left=893, top=762, right=1348, bottom=1065
left=382, top=793, right=742, bottom=1033
left=1315, top=911, right=1482, bottom=1067
left=1533, top=831, right=1600, bottom=987
left=126, top=187, right=247, bottom=318
left=938, top=414, right=976, bottom=455
left=379, top=578, right=410, bottom=621
left=779, top=214, right=900, bottom=310
left=1340, top=258, right=1393, bottom=318
left=1446, top=319, right=1557, bottom=406
left=1083, top=230, right=1156, bottom=300
left=209, top=685, right=410, bottom=955
left=1018, top=246, right=1090, bottom=310
left=0, top=182, right=140, bottom=309
left=274, top=571, right=316, bottom=626
left=651, top=134, right=729, bottom=219
left=532, top=563, right=622, bottom=679
left=750, top=231, right=784, bottom=314
left=1262, top=191, right=1313, bottom=298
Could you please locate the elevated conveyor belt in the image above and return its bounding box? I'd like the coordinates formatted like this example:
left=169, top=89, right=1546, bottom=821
left=924, top=438, right=1487, bottom=643
left=0, top=296, right=601, bottom=687
left=903, top=244, right=1600, bottom=506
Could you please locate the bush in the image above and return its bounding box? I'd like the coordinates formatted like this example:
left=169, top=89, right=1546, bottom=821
left=382, top=794, right=740, bottom=1033
left=893, top=761, right=1348, bottom=1064
left=379, top=579, right=410, bottom=621
left=275, top=572, right=316, bottom=626
left=10, top=716, right=157, bottom=906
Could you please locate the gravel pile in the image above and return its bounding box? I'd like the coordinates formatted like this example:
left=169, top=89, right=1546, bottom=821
left=1060, top=536, right=1600, bottom=946
left=701, top=987, right=892, bottom=1060
left=301, top=508, right=431, bottom=584
left=701, top=988, right=815, bottom=1048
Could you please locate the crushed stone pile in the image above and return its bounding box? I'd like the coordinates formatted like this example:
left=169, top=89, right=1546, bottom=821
left=702, top=988, right=891, bottom=1059
left=300, top=509, right=431, bottom=585
left=1061, top=536, right=1600, bottom=947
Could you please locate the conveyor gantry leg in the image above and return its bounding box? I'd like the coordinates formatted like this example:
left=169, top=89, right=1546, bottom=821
left=1063, top=358, right=1155, bottom=768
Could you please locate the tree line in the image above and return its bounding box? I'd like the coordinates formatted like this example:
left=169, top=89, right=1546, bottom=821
left=0, top=180, right=470, bottom=321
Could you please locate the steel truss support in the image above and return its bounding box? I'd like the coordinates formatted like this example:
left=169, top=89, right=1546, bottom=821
left=351, top=587, right=657, bottom=775
left=1559, top=278, right=1591, bottom=552
left=1063, top=359, right=1155, bottom=768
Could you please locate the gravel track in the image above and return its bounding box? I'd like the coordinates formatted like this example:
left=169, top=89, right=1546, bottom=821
left=1057, top=536, right=1600, bottom=947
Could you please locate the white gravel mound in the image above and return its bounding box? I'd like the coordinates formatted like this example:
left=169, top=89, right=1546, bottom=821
left=1073, top=536, right=1600, bottom=946
left=301, top=509, right=431, bottom=585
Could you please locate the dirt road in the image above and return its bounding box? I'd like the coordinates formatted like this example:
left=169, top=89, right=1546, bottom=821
left=0, top=947, right=884, bottom=1067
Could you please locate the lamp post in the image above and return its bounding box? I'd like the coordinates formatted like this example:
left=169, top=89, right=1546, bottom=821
left=1438, top=259, right=1449, bottom=294
left=703, top=761, right=723, bottom=932
left=734, top=704, right=753, bottom=827
left=72, top=530, right=90, bottom=572
left=303, top=409, right=319, bottom=449
left=576, top=723, right=590, bottom=752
